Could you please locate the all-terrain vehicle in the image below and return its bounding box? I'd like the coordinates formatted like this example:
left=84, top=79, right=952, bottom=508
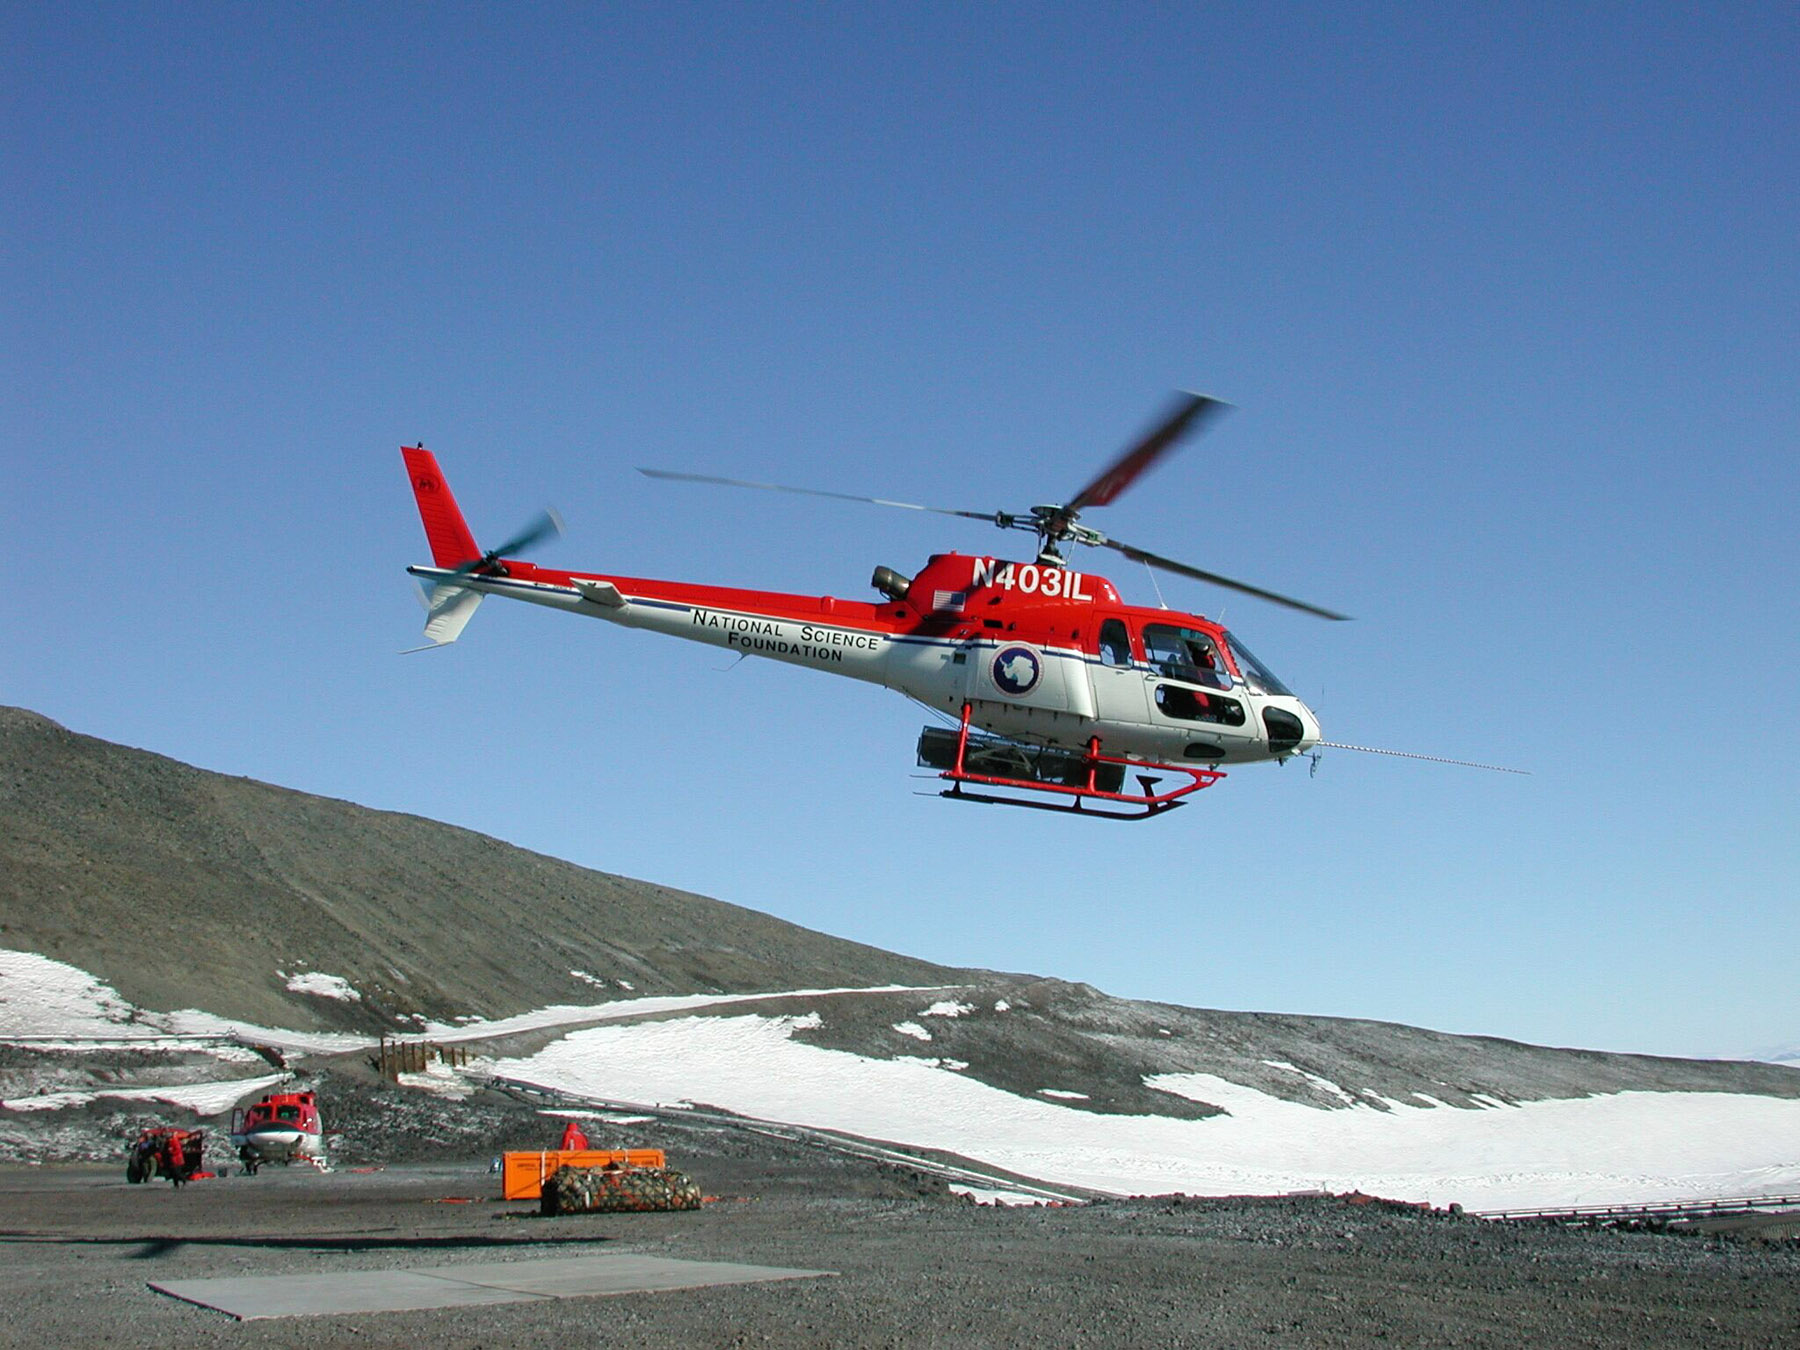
left=126, top=1127, right=206, bottom=1186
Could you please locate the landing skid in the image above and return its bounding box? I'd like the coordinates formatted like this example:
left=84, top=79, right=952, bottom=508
left=928, top=704, right=1223, bottom=821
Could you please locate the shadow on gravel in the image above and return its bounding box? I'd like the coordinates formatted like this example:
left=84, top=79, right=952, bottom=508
left=0, top=1230, right=615, bottom=1258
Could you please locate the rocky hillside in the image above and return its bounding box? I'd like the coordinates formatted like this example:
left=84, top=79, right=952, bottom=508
left=3, top=703, right=1796, bottom=1127
left=0, top=706, right=967, bottom=1032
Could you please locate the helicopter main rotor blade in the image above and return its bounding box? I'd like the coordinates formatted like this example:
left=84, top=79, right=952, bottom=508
left=638, top=468, right=1010, bottom=526
left=1099, top=535, right=1351, bottom=621
left=1064, top=392, right=1230, bottom=515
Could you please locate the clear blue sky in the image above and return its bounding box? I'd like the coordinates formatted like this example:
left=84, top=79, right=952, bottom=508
left=5, top=3, right=1795, bottom=1058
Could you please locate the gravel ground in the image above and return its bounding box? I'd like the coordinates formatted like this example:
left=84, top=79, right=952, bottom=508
left=2, top=1157, right=1796, bottom=1349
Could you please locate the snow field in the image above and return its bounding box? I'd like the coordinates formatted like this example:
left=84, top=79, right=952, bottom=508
left=492, top=1013, right=1800, bottom=1212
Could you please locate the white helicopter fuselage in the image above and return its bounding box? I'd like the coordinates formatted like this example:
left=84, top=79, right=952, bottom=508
left=409, top=549, right=1322, bottom=770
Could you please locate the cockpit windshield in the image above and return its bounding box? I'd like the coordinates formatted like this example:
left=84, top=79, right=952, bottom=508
left=1142, top=623, right=1232, bottom=691
left=1224, top=632, right=1292, bottom=697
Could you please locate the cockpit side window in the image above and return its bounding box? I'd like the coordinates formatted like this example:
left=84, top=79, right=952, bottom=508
left=1141, top=624, right=1231, bottom=690
left=1224, top=632, right=1293, bottom=697
left=1154, top=682, right=1246, bottom=726
left=1098, top=618, right=1132, bottom=667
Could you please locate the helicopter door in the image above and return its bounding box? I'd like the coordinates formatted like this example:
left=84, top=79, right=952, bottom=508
left=1140, top=622, right=1254, bottom=760
left=1087, top=616, right=1148, bottom=739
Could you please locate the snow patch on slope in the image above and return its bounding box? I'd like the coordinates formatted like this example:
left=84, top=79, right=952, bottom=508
left=396, top=1059, right=487, bottom=1100
left=417, top=985, right=951, bottom=1044
left=921, top=1001, right=974, bottom=1018
left=283, top=972, right=361, bottom=1002
left=2, top=1072, right=290, bottom=1116
left=491, top=1013, right=1800, bottom=1211
left=0, top=949, right=951, bottom=1057
left=0, top=950, right=142, bottom=1037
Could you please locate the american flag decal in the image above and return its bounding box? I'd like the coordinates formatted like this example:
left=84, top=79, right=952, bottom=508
left=932, top=590, right=967, bottom=613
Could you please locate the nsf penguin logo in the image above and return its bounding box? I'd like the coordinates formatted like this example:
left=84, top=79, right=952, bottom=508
left=991, top=644, right=1042, bottom=697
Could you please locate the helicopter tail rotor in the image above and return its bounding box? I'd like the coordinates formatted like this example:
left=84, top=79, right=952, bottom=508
left=440, top=506, right=565, bottom=581
left=403, top=445, right=564, bottom=579
left=401, top=446, right=565, bottom=650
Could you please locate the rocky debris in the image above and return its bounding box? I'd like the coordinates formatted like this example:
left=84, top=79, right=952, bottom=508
left=540, top=1162, right=703, bottom=1214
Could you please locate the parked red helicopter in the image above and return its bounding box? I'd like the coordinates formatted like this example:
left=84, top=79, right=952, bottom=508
left=402, top=393, right=1506, bottom=818
left=230, top=1088, right=325, bottom=1173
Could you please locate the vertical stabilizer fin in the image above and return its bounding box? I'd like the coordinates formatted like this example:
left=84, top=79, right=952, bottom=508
left=402, top=446, right=481, bottom=568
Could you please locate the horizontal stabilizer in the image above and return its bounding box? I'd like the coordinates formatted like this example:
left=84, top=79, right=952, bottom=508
left=575, top=578, right=626, bottom=608
left=403, top=581, right=484, bottom=651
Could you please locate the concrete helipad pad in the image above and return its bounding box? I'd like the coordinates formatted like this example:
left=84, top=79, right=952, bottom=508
left=150, top=1252, right=834, bottom=1320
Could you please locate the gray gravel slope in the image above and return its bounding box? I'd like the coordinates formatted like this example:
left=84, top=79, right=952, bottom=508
left=0, top=705, right=971, bottom=1030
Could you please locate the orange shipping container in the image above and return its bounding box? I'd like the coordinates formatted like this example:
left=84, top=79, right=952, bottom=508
left=501, top=1149, right=667, bottom=1201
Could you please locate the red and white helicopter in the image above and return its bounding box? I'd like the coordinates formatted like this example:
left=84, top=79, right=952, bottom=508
left=403, top=393, right=1509, bottom=818
left=229, top=1088, right=325, bottom=1173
